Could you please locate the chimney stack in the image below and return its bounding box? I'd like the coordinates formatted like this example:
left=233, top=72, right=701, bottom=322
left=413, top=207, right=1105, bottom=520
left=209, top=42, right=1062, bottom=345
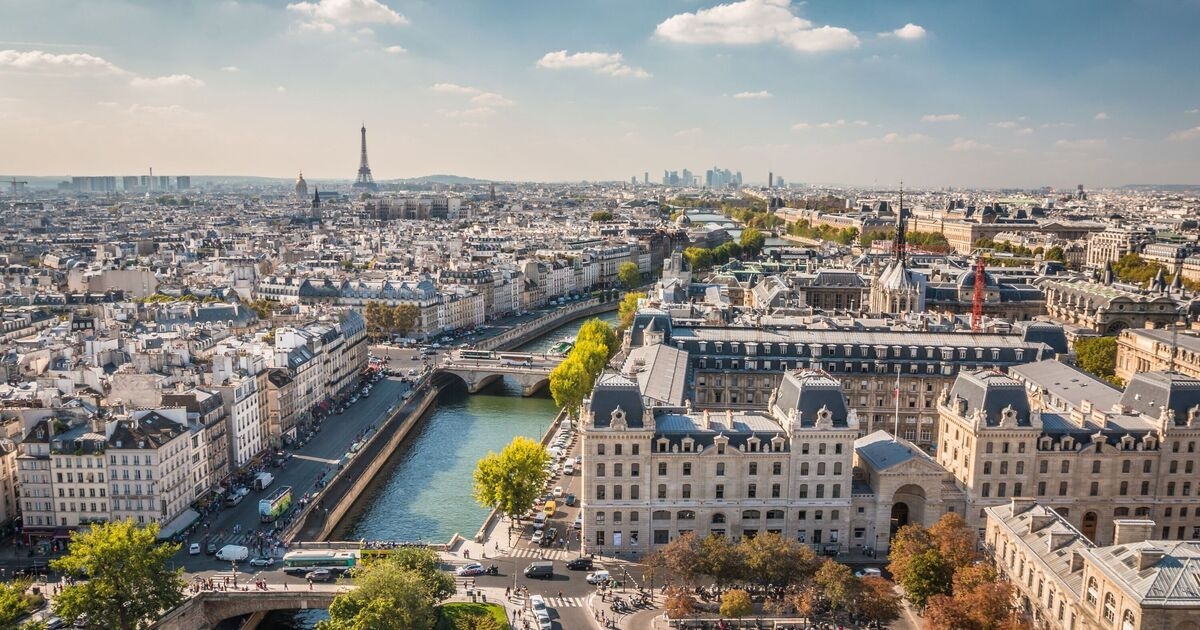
left=1113, top=519, right=1155, bottom=545
left=1010, top=497, right=1037, bottom=516
left=1136, top=546, right=1165, bottom=570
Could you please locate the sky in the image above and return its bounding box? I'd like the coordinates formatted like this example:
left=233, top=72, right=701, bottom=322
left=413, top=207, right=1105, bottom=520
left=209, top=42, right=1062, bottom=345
left=1, top=0, right=1199, bottom=188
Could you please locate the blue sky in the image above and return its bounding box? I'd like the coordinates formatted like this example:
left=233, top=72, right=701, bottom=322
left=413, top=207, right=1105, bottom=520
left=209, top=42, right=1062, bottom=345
left=1, top=0, right=1198, bottom=187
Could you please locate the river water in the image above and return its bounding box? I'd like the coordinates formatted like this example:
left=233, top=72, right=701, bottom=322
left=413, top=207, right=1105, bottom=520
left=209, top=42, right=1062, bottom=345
left=259, top=310, right=617, bottom=629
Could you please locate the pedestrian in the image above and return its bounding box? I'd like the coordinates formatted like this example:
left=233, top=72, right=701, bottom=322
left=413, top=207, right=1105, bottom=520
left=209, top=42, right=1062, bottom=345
left=308, top=578, right=313, bottom=590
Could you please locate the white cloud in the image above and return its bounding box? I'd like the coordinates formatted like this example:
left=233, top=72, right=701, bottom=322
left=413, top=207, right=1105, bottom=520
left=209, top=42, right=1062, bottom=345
left=0, top=49, right=126, bottom=75
left=1054, top=138, right=1106, bottom=149
left=883, top=23, right=927, bottom=40
left=287, top=0, right=407, bottom=32
left=536, top=50, right=650, bottom=78
left=1016, top=127, right=1033, bottom=135
left=949, top=137, right=992, bottom=151
left=989, top=121, right=1018, bottom=129
left=439, top=107, right=496, bottom=120
left=383, top=45, right=407, bottom=54
left=1187, top=108, right=1200, bottom=114
left=675, top=127, right=703, bottom=138
left=1168, top=126, right=1200, bottom=141
left=817, top=119, right=869, bottom=128
left=791, top=122, right=810, bottom=131
left=431, top=83, right=513, bottom=110
left=275, top=86, right=287, bottom=93
left=655, top=0, right=859, bottom=53
left=921, top=113, right=960, bottom=122
left=130, top=74, right=205, bottom=88
left=1094, top=112, right=1109, bottom=121
left=221, top=65, right=240, bottom=72
left=1039, top=122, right=1074, bottom=129
left=861, top=132, right=930, bottom=145
left=733, top=90, right=772, bottom=99
left=128, top=103, right=195, bottom=116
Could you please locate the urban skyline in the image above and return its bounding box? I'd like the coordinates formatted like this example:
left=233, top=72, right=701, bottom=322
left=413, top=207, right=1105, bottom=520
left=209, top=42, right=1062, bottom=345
left=1, top=0, right=1199, bottom=188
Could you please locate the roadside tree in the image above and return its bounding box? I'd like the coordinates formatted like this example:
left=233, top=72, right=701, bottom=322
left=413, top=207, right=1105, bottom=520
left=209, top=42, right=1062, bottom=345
left=617, top=292, right=643, bottom=330
left=856, top=576, right=902, bottom=627
left=664, top=586, right=697, bottom=619
left=51, top=520, right=185, bottom=630
left=814, top=560, right=858, bottom=612
left=719, top=589, right=753, bottom=620
left=618, top=261, right=641, bottom=289
left=739, top=531, right=819, bottom=586
left=472, top=436, right=550, bottom=543
left=321, top=547, right=453, bottom=630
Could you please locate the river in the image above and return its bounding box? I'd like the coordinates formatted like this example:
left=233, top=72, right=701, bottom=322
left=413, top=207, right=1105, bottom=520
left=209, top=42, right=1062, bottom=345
left=258, top=310, right=617, bottom=629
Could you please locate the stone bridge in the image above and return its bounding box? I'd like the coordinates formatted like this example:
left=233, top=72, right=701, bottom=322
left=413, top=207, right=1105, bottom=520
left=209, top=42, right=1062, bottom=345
left=152, top=587, right=346, bottom=629
left=432, top=356, right=562, bottom=396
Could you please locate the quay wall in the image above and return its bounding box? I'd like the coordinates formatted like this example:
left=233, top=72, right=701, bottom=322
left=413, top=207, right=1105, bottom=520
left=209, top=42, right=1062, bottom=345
left=477, top=298, right=618, bottom=352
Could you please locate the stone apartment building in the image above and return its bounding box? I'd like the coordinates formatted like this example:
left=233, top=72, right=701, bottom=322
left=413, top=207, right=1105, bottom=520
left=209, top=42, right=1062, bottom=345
left=937, top=368, right=1200, bottom=545
left=162, top=387, right=230, bottom=500
left=985, top=499, right=1200, bottom=630
left=1115, top=327, right=1200, bottom=383
left=107, top=409, right=193, bottom=529
left=626, top=311, right=1057, bottom=450
left=580, top=370, right=859, bottom=557
left=1085, top=227, right=1154, bottom=270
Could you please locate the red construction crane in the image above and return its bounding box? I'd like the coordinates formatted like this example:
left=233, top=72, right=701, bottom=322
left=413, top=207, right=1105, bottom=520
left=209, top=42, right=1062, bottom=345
left=972, top=256, right=986, bottom=332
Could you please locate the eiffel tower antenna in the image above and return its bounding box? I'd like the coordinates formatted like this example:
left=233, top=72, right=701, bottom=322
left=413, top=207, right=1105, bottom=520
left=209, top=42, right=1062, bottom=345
left=353, top=122, right=378, bottom=191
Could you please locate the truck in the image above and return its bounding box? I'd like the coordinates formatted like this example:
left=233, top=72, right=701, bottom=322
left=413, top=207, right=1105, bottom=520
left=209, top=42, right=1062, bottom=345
left=253, top=471, right=274, bottom=491
left=215, top=544, right=250, bottom=562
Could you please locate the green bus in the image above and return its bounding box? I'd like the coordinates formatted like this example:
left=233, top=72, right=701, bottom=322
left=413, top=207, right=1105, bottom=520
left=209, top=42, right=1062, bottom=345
left=259, top=485, right=293, bottom=522
left=281, top=549, right=360, bottom=575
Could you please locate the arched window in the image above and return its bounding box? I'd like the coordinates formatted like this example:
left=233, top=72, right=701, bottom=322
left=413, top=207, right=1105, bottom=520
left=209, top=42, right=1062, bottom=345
left=766, top=509, right=785, bottom=520
left=742, top=510, right=761, bottom=520
left=677, top=510, right=696, bottom=520
left=1121, top=609, right=1135, bottom=630
left=1086, top=577, right=1098, bottom=605
left=1103, top=592, right=1116, bottom=623
left=1114, top=507, right=1130, bottom=517
left=652, top=510, right=671, bottom=521
left=712, top=513, right=726, bottom=524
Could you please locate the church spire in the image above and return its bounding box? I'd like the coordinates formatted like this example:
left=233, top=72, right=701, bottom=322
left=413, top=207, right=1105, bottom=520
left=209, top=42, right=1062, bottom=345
left=892, top=182, right=907, bottom=265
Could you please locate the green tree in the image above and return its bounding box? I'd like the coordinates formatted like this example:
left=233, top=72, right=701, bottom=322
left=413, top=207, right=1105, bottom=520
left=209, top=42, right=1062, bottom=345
left=392, top=304, right=420, bottom=336
left=320, top=547, right=453, bottom=630
left=739, top=227, right=766, bottom=257
left=590, top=211, right=614, bottom=222
left=50, top=520, right=185, bottom=630
left=1075, top=335, right=1120, bottom=386
left=683, top=247, right=712, bottom=271
left=1045, top=246, right=1066, bottom=262
left=576, top=319, right=618, bottom=358
left=618, top=261, right=641, bottom=289
left=617, top=292, right=643, bottom=330
left=472, top=437, right=550, bottom=542
left=814, top=560, right=858, bottom=611
left=0, top=580, right=42, bottom=627
left=719, top=589, right=753, bottom=619
left=898, top=548, right=953, bottom=609
left=549, top=356, right=592, bottom=416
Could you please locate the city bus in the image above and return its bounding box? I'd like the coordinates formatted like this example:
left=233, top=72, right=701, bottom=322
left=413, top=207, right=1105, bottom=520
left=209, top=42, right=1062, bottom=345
left=499, top=353, right=533, bottom=367
left=259, top=485, right=293, bottom=523
left=281, top=549, right=360, bottom=575
left=459, top=350, right=495, bottom=360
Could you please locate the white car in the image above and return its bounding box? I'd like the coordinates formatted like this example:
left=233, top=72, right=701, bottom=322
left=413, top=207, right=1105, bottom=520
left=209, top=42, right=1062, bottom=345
left=586, top=570, right=611, bottom=585
left=531, top=530, right=545, bottom=544
left=249, top=556, right=275, bottom=567
left=553, top=486, right=564, bottom=498
left=535, top=610, right=553, bottom=630
left=563, top=463, right=575, bottom=475
left=855, top=567, right=883, bottom=578
left=573, top=515, right=582, bottom=529
left=188, top=543, right=201, bottom=555
left=529, top=594, right=547, bottom=612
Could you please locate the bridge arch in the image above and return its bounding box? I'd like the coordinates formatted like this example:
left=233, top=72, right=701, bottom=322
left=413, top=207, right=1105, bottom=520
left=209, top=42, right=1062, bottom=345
left=153, top=590, right=340, bottom=629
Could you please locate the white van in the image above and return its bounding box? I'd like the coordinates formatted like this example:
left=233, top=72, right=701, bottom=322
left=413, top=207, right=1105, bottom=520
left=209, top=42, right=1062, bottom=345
left=216, top=545, right=250, bottom=562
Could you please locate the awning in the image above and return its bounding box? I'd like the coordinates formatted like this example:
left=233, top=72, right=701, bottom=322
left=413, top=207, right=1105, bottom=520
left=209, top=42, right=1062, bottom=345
left=157, top=508, right=200, bottom=540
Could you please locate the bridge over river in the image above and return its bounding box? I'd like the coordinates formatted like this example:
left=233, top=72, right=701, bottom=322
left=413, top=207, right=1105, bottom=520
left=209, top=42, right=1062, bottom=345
left=431, top=351, right=565, bottom=396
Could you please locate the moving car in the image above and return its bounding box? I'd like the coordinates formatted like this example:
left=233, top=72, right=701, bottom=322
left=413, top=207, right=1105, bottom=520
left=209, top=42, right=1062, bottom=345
left=205, top=542, right=218, bottom=555
left=249, top=556, right=275, bottom=567
left=566, top=557, right=593, bottom=571
left=305, top=569, right=334, bottom=582
left=529, top=594, right=547, bottom=612
left=524, top=561, right=554, bottom=579
left=456, top=562, right=486, bottom=576
left=534, top=610, right=553, bottom=630
left=563, top=463, right=574, bottom=475
left=189, top=543, right=201, bottom=555
left=855, top=567, right=883, bottom=578
left=44, top=618, right=66, bottom=630
left=530, top=530, right=545, bottom=545
left=586, top=570, right=611, bottom=585
left=552, top=486, right=564, bottom=498
left=573, top=515, right=582, bottom=529
left=565, top=494, right=576, bottom=507
left=540, top=527, right=559, bottom=547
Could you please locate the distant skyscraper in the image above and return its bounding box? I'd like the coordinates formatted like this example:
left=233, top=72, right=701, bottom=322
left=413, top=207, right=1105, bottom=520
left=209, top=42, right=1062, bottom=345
left=175, top=176, right=190, bottom=190
left=769, top=171, right=773, bottom=188
left=122, top=176, right=139, bottom=191
left=353, top=124, right=378, bottom=192
left=644, top=172, right=649, bottom=185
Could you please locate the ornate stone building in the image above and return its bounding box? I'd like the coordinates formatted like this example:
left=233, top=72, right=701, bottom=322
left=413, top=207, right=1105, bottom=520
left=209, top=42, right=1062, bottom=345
left=1041, top=277, right=1179, bottom=334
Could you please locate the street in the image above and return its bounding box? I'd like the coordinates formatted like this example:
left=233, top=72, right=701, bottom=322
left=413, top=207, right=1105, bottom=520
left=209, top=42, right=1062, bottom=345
left=174, top=375, right=412, bottom=574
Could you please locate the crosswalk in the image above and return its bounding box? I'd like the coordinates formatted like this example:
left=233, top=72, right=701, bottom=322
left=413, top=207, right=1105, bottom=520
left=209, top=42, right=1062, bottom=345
left=503, top=546, right=577, bottom=560
left=513, top=594, right=588, bottom=609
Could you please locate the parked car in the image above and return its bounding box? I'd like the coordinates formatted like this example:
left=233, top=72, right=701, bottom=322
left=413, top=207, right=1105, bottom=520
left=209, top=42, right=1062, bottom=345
left=563, top=463, right=575, bottom=475
left=586, top=570, right=611, bottom=585
left=566, top=557, right=593, bottom=571
left=249, top=557, right=275, bottom=567
left=573, top=515, right=582, bottom=529
left=44, top=618, right=66, bottom=630
left=205, top=542, right=218, bottom=555
left=189, top=543, right=201, bottom=555
left=305, top=569, right=334, bottom=582
left=456, top=562, right=486, bottom=576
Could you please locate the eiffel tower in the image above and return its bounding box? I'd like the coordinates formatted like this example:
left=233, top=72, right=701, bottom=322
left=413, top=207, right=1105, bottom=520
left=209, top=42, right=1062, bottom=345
left=353, top=123, right=378, bottom=192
